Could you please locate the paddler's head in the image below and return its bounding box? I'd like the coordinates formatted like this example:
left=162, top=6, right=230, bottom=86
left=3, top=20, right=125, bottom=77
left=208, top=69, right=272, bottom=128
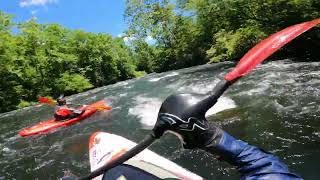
left=57, top=95, right=67, bottom=106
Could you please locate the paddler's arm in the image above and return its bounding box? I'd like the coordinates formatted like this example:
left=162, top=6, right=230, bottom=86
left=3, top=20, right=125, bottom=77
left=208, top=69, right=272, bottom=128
left=202, top=128, right=302, bottom=179
left=65, top=103, right=87, bottom=111
left=153, top=94, right=302, bottom=179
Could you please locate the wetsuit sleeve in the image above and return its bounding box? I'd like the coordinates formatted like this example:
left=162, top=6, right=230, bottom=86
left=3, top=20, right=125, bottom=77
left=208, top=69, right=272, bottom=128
left=203, top=131, right=302, bottom=180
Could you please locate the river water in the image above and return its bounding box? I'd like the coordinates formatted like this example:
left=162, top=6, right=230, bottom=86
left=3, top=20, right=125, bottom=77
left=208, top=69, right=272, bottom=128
left=0, top=60, right=319, bottom=179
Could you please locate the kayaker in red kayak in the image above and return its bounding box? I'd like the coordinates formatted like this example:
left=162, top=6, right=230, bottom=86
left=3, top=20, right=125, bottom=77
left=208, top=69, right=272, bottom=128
left=54, top=95, right=85, bottom=121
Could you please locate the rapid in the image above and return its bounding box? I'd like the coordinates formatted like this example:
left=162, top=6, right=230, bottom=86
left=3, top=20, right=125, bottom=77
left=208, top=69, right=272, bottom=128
left=0, top=59, right=319, bottom=179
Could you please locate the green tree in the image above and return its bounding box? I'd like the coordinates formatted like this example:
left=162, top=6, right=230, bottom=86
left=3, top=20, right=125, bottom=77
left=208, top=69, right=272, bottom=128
left=55, top=73, right=93, bottom=94
left=126, top=0, right=320, bottom=69
left=0, top=11, right=141, bottom=112
left=125, top=0, right=208, bottom=72
left=0, top=15, right=21, bottom=112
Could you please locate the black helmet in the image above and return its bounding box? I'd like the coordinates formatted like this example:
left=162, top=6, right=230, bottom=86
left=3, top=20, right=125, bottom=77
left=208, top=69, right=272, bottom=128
left=57, top=95, right=66, bottom=106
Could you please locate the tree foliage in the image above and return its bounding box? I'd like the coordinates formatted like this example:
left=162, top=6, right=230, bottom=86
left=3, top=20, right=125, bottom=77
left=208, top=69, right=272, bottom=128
left=0, top=12, right=137, bottom=112
left=125, top=0, right=320, bottom=70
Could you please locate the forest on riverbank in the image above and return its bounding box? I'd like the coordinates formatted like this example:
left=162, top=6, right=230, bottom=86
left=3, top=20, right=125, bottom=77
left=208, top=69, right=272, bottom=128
left=1, top=0, right=319, bottom=113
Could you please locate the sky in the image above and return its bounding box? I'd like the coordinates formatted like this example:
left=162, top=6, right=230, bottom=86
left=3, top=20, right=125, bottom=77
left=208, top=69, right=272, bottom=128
left=0, top=0, right=127, bottom=37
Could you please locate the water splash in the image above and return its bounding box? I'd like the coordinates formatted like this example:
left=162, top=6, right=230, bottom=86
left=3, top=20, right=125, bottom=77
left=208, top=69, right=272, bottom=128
left=148, top=72, right=179, bottom=82
left=128, top=95, right=236, bottom=128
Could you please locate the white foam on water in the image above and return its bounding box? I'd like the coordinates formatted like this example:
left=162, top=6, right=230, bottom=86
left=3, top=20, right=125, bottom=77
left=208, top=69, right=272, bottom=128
left=169, top=78, right=220, bottom=94
left=244, top=85, right=269, bottom=96
left=6, top=135, right=19, bottom=142
left=128, top=95, right=236, bottom=128
left=128, top=96, right=163, bottom=128
left=179, top=83, right=216, bottom=94
left=313, top=132, right=320, bottom=138
left=205, top=96, right=237, bottom=117
left=115, top=81, right=129, bottom=86
left=33, top=160, right=54, bottom=170
left=2, top=147, right=10, bottom=153
left=148, top=72, right=179, bottom=82
left=123, top=85, right=133, bottom=89
left=90, top=95, right=97, bottom=100
left=1, top=146, right=17, bottom=156
left=119, top=93, right=128, bottom=97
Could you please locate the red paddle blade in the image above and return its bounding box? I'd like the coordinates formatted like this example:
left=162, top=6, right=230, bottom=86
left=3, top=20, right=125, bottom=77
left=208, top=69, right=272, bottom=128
left=225, top=18, right=320, bottom=81
left=95, top=105, right=112, bottom=111
left=38, top=97, right=56, bottom=105
left=90, top=104, right=112, bottom=111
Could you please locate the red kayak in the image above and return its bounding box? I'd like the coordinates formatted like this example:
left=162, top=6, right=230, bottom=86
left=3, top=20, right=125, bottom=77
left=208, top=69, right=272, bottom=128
left=19, top=100, right=111, bottom=137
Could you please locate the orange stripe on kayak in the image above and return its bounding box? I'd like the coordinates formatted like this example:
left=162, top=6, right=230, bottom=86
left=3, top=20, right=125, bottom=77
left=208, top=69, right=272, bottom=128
left=110, top=148, right=127, bottom=162
left=89, top=132, right=102, bottom=150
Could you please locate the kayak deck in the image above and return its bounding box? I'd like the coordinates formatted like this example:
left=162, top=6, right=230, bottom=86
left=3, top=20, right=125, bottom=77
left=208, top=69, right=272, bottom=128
left=19, top=100, right=108, bottom=137
left=89, top=132, right=203, bottom=180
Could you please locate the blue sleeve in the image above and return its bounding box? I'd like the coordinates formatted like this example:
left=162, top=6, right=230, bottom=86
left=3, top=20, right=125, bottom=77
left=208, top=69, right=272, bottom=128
left=204, top=132, right=302, bottom=180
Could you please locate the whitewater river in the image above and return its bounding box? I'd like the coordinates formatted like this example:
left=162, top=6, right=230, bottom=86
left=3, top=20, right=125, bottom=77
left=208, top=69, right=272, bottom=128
left=1, top=60, right=320, bottom=179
